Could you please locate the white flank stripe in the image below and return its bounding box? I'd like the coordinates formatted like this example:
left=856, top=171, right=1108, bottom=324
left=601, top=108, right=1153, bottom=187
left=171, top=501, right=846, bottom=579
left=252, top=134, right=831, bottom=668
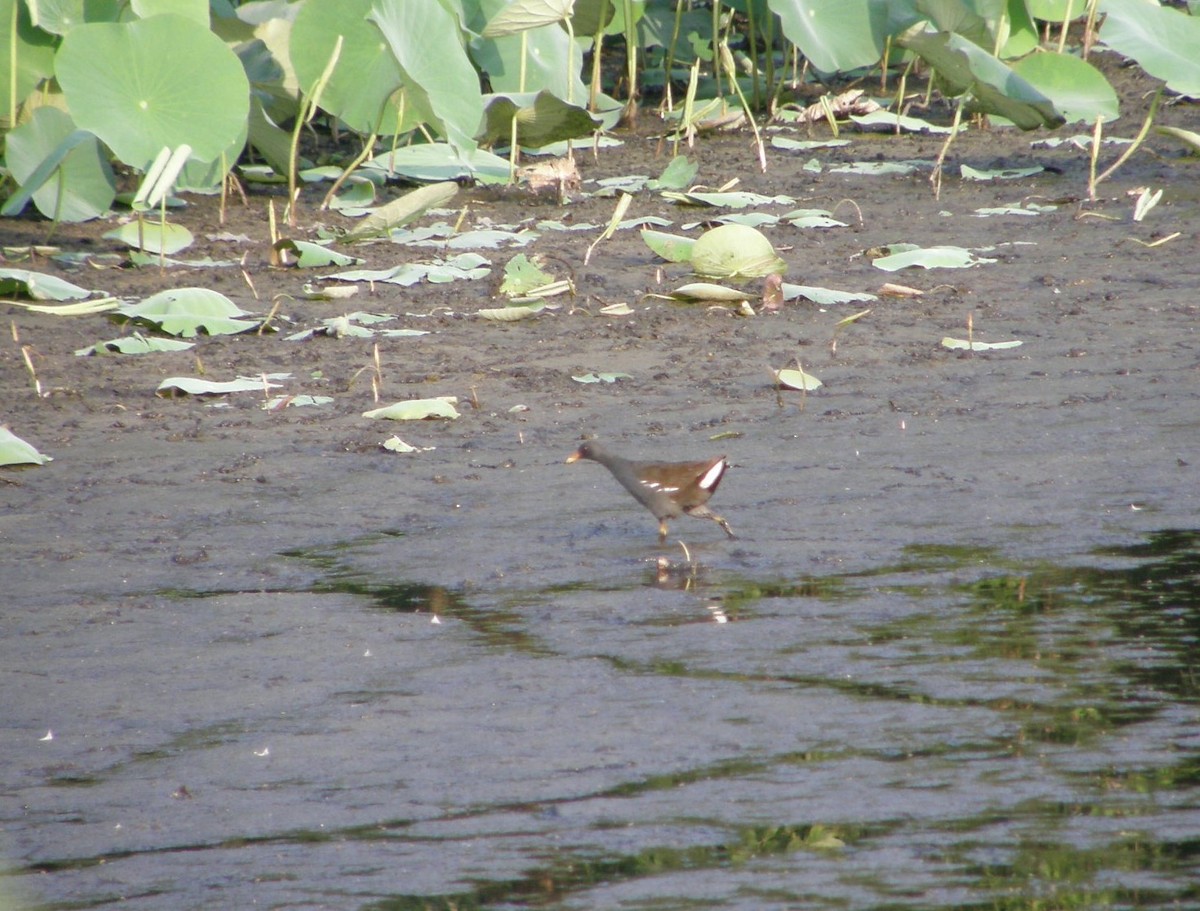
left=698, top=461, right=725, bottom=490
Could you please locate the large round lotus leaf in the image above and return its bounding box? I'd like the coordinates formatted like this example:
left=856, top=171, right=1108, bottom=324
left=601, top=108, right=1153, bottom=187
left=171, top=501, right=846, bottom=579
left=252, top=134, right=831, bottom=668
left=1012, top=52, right=1119, bottom=125
left=690, top=224, right=786, bottom=280
left=4, top=106, right=115, bottom=222
left=291, top=0, right=405, bottom=135
left=55, top=14, right=250, bottom=169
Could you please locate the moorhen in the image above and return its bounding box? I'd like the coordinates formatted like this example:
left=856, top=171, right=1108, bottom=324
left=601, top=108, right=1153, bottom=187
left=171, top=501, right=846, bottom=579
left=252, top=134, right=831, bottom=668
left=566, top=440, right=735, bottom=542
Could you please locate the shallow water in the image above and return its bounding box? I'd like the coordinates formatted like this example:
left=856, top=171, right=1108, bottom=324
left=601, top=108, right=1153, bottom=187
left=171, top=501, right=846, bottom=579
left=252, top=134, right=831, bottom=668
left=4, top=526, right=1197, bottom=910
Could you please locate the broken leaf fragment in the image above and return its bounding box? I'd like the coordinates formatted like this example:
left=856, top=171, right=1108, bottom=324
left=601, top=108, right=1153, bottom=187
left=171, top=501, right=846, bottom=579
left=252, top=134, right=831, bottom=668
left=381, top=435, right=435, bottom=453
left=0, top=268, right=94, bottom=301
left=363, top=397, right=460, bottom=420
left=641, top=229, right=694, bottom=263
left=691, top=224, right=786, bottom=280
left=0, top=427, right=52, bottom=466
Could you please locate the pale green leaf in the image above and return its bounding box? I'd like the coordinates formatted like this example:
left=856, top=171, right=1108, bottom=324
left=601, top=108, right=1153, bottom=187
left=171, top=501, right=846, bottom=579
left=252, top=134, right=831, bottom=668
left=641, top=229, right=695, bottom=263
left=363, top=397, right=460, bottom=420
left=104, top=220, right=195, bottom=255
left=872, top=246, right=996, bottom=271
left=775, top=367, right=823, bottom=391
left=157, top=373, right=290, bottom=395
left=0, top=268, right=94, bottom=301
left=572, top=372, right=631, bottom=383
left=75, top=332, right=195, bottom=356
left=0, top=427, right=52, bottom=466
left=691, top=224, right=786, bottom=280
left=941, top=337, right=1024, bottom=351
left=117, top=287, right=261, bottom=337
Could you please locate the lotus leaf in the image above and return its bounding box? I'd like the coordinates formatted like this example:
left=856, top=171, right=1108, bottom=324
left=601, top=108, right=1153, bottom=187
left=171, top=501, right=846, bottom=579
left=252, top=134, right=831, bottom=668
left=691, top=224, right=786, bottom=280
left=0, top=268, right=93, bottom=301
left=157, top=373, right=290, bottom=396
left=363, top=398, right=461, bottom=420
left=941, top=338, right=1023, bottom=351
left=775, top=367, right=823, bottom=391
left=0, top=427, right=52, bottom=466
left=75, top=333, right=195, bottom=356
left=118, top=288, right=261, bottom=337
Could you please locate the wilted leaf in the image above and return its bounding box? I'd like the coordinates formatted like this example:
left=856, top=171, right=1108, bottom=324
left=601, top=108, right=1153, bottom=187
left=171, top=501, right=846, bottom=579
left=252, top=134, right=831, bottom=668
left=478, top=303, right=547, bottom=321
left=782, top=283, right=877, bottom=305
left=961, top=164, right=1044, bottom=181
left=0, top=268, right=94, bottom=301
left=500, top=254, right=555, bottom=296
left=0, top=427, right=52, bottom=466
left=872, top=246, right=996, bottom=271
left=75, top=332, right=195, bottom=356
left=104, top=220, right=195, bottom=255
left=572, top=372, right=631, bottom=383
left=342, top=181, right=460, bottom=242
left=851, top=110, right=964, bottom=134
left=381, top=435, right=436, bottom=453
left=117, top=288, right=262, bottom=337
left=1132, top=187, right=1162, bottom=223
left=659, top=282, right=753, bottom=302
left=663, top=190, right=795, bottom=209
left=157, top=373, right=290, bottom=396
left=941, top=337, right=1023, bottom=351
left=363, top=397, right=460, bottom=420
left=262, top=395, right=334, bottom=410
left=275, top=239, right=362, bottom=267
left=641, top=229, right=694, bottom=263
left=774, top=367, right=823, bottom=390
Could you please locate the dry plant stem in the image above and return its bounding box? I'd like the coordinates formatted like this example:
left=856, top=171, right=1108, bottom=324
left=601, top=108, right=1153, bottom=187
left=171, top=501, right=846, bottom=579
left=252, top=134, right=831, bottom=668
left=288, top=35, right=342, bottom=228
left=323, top=129, right=378, bottom=210
left=1087, top=117, right=1103, bottom=200
left=930, top=97, right=965, bottom=200
left=1092, top=88, right=1161, bottom=197
left=21, top=344, right=42, bottom=397
left=1082, top=0, right=1101, bottom=59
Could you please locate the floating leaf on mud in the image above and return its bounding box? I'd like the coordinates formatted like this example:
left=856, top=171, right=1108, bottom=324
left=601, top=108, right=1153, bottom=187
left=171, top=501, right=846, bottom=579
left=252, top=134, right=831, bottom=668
left=329, top=253, right=490, bottom=286
left=648, top=155, right=698, bottom=190
left=127, top=252, right=239, bottom=269
left=691, top=224, right=786, bottom=280
left=872, top=246, right=996, bottom=272
left=663, top=190, right=795, bottom=209
left=157, top=373, right=290, bottom=396
left=941, top=337, right=1024, bottom=351
left=478, top=302, right=547, bottom=321
left=1132, top=187, right=1162, bottom=223
left=828, top=160, right=931, bottom=176
left=961, top=164, right=1044, bottom=181
left=770, top=137, right=852, bottom=151
left=363, top=397, right=461, bottom=420
left=303, top=283, right=359, bottom=300
left=973, top=203, right=1058, bottom=217
left=600, top=302, right=634, bottom=316
left=780, top=208, right=848, bottom=229
left=275, top=239, right=362, bottom=268
left=774, top=367, right=823, bottom=391
left=75, top=332, right=195, bottom=356
left=851, top=110, right=965, bottom=134
left=381, top=435, right=435, bottom=453
left=659, top=282, right=753, bottom=303
left=782, top=283, right=878, bottom=305
left=641, top=229, right=695, bottom=263
left=262, top=395, right=334, bottom=411
left=342, top=181, right=460, bottom=242
left=363, top=144, right=511, bottom=185
left=117, top=288, right=262, bottom=337
left=104, top=220, right=195, bottom=255
left=572, top=372, right=631, bottom=384
left=500, top=254, right=555, bottom=296
left=0, top=268, right=94, bottom=301
left=0, top=427, right=52, bottom=466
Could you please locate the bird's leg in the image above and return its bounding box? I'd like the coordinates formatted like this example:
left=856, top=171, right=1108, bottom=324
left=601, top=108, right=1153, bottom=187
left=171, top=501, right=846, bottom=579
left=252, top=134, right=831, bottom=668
left=712, top=513, right=736, bottom=539
left=658, top=519, right=669, bottom=542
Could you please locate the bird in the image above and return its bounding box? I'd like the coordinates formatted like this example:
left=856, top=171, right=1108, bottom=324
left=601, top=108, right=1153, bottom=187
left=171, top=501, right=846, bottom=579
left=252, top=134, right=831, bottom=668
left=566, top=440, right=735, bottom=542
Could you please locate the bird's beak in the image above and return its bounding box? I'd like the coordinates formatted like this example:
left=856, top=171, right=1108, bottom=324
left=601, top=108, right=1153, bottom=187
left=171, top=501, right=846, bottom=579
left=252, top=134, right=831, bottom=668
left=565, top=450, right=582, bottom=464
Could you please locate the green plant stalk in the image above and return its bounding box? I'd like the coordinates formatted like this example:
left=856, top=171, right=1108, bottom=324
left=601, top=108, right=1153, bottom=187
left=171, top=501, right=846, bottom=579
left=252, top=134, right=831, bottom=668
left=590, top=27, right=604, bottom=113
left=621, top=0, right=634, bottom=118
left=288, top=34, right=342, bottom=227
left=8, top=0, right=16, bottom=127
left=762, top=9, right=776, bottom=110
left=663, top=0, right=686, bottom=114
left=711, top=1, right=722, bottom=99
left=1056, top=0, right=1072, bottom=54
left=1092, top=87, right=1161, bottom=198
left=509, top=30, right=528, bottom=181
left=745, top=0, right=760, bottom=112
left=720, top=43, right=765, bottom=172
